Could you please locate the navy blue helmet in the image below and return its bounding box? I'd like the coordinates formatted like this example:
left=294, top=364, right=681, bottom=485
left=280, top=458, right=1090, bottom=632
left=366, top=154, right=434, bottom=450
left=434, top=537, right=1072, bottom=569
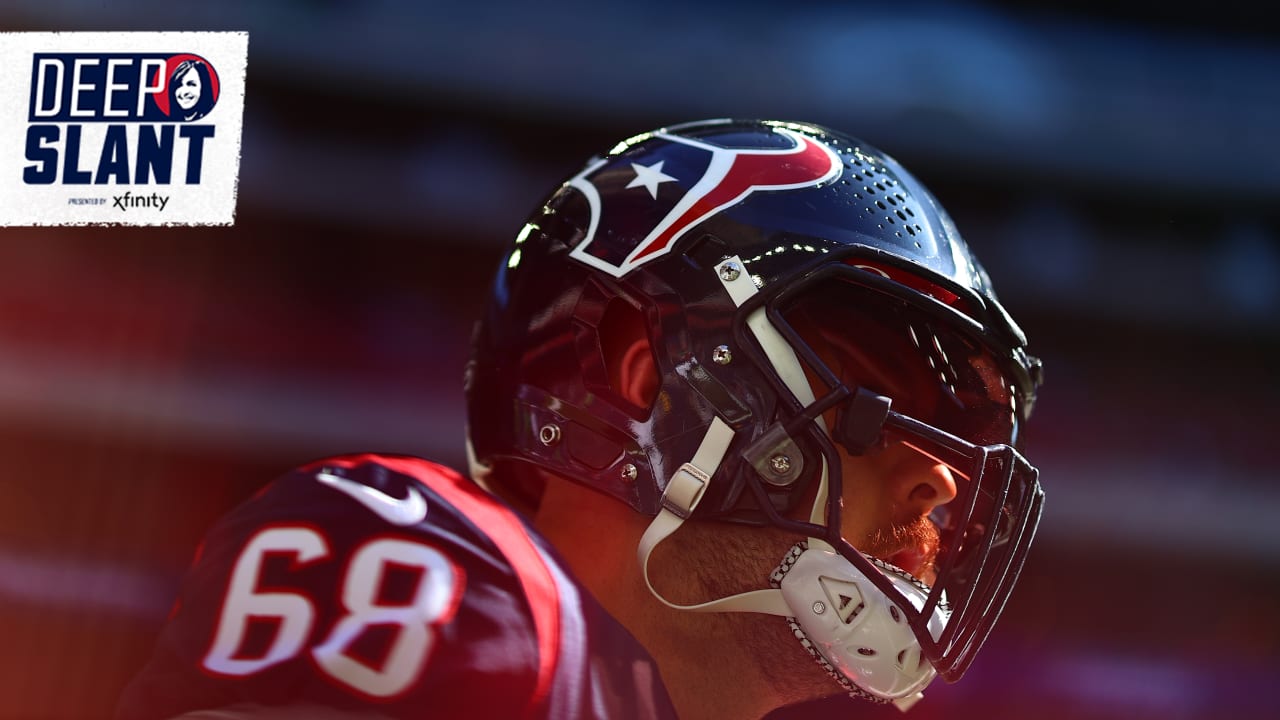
left=465, top=119, right=1043, bottom=689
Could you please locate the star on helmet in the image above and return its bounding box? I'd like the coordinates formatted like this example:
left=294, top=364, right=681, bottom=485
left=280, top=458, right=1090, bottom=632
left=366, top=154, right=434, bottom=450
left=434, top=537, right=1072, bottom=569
left=625, top=160, right=677, bottom=199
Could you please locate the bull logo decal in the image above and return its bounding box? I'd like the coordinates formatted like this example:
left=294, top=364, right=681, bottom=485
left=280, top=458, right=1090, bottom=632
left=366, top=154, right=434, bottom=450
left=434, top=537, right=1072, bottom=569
left=568, top=126, right=841, bottom=277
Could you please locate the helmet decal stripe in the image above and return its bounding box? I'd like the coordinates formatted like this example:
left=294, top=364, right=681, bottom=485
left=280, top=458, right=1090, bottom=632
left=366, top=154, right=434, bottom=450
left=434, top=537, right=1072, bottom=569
left=568, top=127, right=841, bottom=277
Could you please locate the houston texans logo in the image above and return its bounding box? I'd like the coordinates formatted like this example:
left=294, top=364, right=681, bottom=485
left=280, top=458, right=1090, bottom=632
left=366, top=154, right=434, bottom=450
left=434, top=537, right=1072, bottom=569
left=567, top=127, right=841, bottom=277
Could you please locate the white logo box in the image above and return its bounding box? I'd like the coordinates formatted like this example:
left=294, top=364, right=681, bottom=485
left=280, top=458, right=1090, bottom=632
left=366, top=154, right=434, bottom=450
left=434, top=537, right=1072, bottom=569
left=0, top=31, right=248, bottom=226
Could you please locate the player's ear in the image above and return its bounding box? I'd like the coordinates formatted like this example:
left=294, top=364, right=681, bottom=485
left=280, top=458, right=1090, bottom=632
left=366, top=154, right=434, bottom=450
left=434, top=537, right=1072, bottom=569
left=599, top=301, right=659, bottom=411
left=616, top=337, right=659, bottom=409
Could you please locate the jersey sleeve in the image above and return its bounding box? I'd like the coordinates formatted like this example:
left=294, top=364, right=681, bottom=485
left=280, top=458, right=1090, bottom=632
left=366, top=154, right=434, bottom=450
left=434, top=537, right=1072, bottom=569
left=115, top=453, right=676, bottom=720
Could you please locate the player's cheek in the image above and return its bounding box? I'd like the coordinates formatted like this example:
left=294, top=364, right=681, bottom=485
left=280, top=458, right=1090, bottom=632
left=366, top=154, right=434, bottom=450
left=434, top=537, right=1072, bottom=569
left=834, top=452, right=892, bottom=546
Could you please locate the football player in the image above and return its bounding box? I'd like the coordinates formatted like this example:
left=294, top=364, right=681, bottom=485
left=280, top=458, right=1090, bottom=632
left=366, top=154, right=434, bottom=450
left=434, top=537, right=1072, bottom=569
left=117, top=119, right=1044, bottom=720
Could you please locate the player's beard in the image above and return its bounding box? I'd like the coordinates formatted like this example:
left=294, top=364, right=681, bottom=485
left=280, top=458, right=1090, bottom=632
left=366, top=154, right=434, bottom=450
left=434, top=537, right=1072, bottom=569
left=660, top=512, right=943, bottom=705
left=657, top=519, right=852, bottom=704
left=860, top=513, right=943, bottom=584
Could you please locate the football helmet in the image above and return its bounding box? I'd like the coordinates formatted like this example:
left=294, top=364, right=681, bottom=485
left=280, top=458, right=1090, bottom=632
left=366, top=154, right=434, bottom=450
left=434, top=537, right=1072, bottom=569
left=465, top=119, right=1044, bottom=708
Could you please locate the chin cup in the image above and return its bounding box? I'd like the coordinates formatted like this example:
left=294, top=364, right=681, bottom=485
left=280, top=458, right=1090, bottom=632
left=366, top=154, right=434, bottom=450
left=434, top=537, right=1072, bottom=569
left=771, top=541, right=949, bottom=711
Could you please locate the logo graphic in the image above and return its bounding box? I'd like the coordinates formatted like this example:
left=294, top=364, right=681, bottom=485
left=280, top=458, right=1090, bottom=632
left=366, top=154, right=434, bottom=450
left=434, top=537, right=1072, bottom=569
left=568, top=127, right=841, bottom=277
left=0, top=32, right=248, bottom=226
left=316, top=470, right=429, bottom=527
left=152, top=54, right=221, bottom=122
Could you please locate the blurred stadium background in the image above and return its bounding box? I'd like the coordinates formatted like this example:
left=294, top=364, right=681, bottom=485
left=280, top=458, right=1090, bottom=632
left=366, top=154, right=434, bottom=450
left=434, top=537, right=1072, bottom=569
left=0, top=1, right=1277, bottom=718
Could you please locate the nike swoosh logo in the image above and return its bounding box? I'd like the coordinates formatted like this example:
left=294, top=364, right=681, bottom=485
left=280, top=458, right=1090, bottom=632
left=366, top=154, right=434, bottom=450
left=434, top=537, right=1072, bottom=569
left=315, top=470, right=428, bottom=526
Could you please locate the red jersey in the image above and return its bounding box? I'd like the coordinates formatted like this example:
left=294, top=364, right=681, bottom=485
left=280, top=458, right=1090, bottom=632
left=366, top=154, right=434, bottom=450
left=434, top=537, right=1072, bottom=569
left=116, top=454, right=677, bottom=720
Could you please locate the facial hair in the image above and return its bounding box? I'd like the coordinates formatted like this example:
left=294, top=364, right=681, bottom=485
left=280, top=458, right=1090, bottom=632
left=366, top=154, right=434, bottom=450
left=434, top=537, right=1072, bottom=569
left=860, top=514, right=942, bottom=584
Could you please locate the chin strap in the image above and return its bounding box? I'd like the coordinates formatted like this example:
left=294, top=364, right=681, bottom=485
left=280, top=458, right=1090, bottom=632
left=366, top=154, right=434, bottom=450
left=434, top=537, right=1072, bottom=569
left=635, top=434, right=931, bottom=713
left=636, top=416, right=794, bottom=616
left=636, top=256, right=832, bottom=616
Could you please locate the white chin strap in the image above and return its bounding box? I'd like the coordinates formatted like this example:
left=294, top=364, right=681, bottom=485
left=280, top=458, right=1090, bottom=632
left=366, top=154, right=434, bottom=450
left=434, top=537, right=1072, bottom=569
left=634, top=257, right=946, bottom=711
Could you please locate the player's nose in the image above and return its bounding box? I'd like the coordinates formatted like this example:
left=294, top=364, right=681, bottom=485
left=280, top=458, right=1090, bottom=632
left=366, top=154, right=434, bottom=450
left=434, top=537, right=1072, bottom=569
left=893, top=450, right=958, bottom=518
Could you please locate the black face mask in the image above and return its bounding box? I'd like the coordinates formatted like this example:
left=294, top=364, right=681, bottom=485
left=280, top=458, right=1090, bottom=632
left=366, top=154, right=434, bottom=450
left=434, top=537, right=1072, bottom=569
left=737, top=264, right=1043, bottom=681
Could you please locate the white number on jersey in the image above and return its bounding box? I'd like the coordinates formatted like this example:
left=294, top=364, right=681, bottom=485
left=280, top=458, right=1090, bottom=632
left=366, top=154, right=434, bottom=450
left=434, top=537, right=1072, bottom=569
left=202, top=525, right=462, bottom=698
